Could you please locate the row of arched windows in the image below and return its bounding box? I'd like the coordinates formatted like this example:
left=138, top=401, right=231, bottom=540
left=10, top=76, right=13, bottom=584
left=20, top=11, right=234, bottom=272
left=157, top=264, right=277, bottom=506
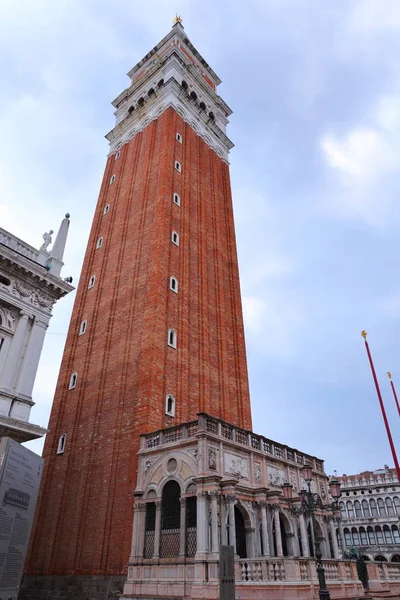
left=339, top=497, right=400, bottom=518
left=341, top=525, right=400, bottom=547
left=181, top=80, right=215, bottom=121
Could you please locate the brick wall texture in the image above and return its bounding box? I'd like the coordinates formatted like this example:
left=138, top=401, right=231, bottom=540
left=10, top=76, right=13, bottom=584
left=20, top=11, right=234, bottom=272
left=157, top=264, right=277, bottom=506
left=25, top=107, right=252, bottom=578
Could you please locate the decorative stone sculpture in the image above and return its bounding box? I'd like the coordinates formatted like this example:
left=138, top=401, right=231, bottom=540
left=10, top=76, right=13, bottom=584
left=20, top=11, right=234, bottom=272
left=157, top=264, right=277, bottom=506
left=208, top=447, right=217, bottom=470
left=40, top=230, right=54, bottom=252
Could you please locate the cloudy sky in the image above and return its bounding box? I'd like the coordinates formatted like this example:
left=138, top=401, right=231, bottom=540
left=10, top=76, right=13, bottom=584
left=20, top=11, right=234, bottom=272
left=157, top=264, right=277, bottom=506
left=1, top=0, right=400, bottom=476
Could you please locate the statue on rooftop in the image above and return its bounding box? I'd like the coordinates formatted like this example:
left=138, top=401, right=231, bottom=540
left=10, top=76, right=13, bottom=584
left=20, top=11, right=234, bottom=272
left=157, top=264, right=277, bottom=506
left=40, top=230, right=54, bottom=252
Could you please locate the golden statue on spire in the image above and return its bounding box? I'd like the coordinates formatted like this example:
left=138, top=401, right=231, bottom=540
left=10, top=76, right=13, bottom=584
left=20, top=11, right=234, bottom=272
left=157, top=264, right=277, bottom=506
left=388, top=371, right=392, bottom=379
left=173, top=14, right=183, bottom=25
left=361, top=330, right=367, bottom=339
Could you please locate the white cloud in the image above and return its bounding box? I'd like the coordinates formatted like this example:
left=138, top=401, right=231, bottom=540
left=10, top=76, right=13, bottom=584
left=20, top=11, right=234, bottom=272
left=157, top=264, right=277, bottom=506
left=321, top=128, right=397, bottom=182
left=243, top=293, right=305, bottom=359
left=381, top=292, right=400, bottom=317
left=350, top=0, right=400, bottom=33
left=376, top=94, right=400, bottom=131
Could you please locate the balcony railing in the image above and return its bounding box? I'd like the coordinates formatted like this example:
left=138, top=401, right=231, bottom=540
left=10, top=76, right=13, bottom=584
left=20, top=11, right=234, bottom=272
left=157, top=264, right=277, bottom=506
left=142, top=413, right=323, bottom=472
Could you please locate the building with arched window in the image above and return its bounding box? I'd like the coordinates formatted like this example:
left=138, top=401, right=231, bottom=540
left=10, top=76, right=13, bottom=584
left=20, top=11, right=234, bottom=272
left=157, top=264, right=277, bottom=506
left=333, top=466, right=400, bottom=563
left=19, top=16, right=400, bottom=600
left=123, top=413, right=365, bottom=599
left=0, top=216, right=73, bottom=442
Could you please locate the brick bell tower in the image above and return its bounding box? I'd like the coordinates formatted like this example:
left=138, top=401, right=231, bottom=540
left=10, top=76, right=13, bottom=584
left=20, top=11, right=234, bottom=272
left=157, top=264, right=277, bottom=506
left=23, top=18, right=251, bottom=597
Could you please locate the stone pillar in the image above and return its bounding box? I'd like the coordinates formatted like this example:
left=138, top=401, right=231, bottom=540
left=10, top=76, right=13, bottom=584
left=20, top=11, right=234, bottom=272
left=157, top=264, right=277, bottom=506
left=210, top=491, right=219, bottom=554
left=336, top=517, right=345, bottom=556
left=329, top=517, right=339, bottom=559
left=153, top=501, right=162, bottom=558
left=226, top=495, right=236, bottom=550
left=130, top=501, right=146, bottom=559
left=136, top=503, right=147, bottom=559
left=196, top=492, right=208, bottom=554
left=15, top=317, right=48, bottom=398
left=221, top=500, right=228, bottom=545
left=274, top=507, right=283, bottom=557
left=130, top=501, right=140, bottom=559
left=260, top=501, right=270, bottom=556
left=299, top=513, right=310, bottom=557
left=0, top=312, right=30, bottom=392
left=179, top=497, right=186, bottom=556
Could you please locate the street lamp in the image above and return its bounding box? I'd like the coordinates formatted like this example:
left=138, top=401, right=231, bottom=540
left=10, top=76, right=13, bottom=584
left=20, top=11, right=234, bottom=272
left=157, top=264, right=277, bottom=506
left=282, top=464, right=341, bottom=600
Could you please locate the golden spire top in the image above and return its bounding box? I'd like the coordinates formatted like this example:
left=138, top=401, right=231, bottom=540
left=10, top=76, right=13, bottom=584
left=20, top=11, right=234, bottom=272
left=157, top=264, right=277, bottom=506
left=361, top=330, right=367, bottom=339
left=173, top=14, right=183, bottom=25
left=388, top=371, right=392, bottom=379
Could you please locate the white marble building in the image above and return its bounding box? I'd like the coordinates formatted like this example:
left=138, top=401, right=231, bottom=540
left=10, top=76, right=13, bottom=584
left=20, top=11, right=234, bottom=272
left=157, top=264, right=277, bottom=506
left=122, top=413, right=370, bottom=600
left=0, top=216, right=73, bottom=442
left=335, top=466, right=400, bottom=563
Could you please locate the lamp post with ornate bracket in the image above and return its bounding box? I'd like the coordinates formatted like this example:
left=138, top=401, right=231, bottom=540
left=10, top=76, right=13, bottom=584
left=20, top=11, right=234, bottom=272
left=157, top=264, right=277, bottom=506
left=282, top=463, right=341, bottom=600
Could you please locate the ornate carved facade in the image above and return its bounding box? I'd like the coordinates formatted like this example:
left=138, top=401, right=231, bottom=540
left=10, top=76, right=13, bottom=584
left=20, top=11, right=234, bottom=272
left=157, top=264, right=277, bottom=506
left=0, top=216, right=73, bottom=442
left=123, top=413, right=349, bottom=599
left=334, top=467, right=400, bottom=563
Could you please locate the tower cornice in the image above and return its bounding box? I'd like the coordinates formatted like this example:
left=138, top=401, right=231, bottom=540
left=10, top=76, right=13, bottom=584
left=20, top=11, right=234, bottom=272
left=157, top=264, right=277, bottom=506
left=106, top=76, right=234, bottom=162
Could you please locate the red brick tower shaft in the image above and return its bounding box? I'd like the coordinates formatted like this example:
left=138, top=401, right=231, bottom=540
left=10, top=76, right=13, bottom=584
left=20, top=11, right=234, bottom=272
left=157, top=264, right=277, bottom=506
left=26, top=22, right=251, bottom=580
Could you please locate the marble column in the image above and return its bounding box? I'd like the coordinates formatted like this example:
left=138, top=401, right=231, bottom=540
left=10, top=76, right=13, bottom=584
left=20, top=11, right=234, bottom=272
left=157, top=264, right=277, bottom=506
left=226, top=495, right=236, bottom=550
left=0, top=312, right=30, bottom=391
left=210, top=491, right=219, bottom=554
left=336, top=517, right=345, bottom=556
left=179, top=497, right=186, bottom=556
left=221, top=500, right=228, bottom=545
left=329, top=518, right=340, bottom=559
left=130, top=501, right=140, bottom=559
left=259, top=501, right=270, bottom=556
left=130, top=502, right=146, bottom=559
left=136, top=504, right=147, bottom=559
left=274, top=507, right=283, bottom=557
left=299, top=513, right=310, bottom=557
left=15, top=317, right=48, bottom=398
left=153, top=501, right=162, bottom=558
left=196, top=492, right=208, bottom=554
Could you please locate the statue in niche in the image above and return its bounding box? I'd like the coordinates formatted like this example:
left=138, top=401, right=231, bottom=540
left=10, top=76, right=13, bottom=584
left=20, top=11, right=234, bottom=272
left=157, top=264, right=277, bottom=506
left=40, top=230, right=54, bottom=252
left=208, top=447, right=217, bottom=470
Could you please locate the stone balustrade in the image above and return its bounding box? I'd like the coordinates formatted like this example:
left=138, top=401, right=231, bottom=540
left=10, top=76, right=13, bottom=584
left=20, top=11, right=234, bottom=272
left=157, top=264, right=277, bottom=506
left=141, top=412, right=324, bottom=472
left=127, top=556, right=400, bottom=599
left=0, top=228, right=41, bottom=263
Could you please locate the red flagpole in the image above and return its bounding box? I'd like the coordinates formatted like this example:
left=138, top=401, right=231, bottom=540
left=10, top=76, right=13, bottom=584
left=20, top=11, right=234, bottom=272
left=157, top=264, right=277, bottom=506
left=387, top=372, right=400, bottom=417
left=361, top=331, right=400, bottom=482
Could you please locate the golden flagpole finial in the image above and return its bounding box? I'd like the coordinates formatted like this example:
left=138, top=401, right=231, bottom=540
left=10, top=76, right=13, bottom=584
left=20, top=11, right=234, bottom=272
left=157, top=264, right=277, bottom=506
left=388, top=372, right=392, bottom=379
left=173, top=14, right=183, bottom=25
left=361, top=330, right=367, bottom=339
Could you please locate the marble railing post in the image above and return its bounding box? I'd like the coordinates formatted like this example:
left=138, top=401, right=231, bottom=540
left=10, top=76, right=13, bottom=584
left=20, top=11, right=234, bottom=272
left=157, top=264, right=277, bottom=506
left=274, top=506, right=283, bottom=557
left=299, top=512, right=310, bottom=557
left=179, top=497, right=186, bottom=556
left=259, top=501, right=270, bottom=556
left=153, top=501, right=162, bottom=558
left=209, top=491, right=220, bottom=554
left=329, top=517, right=339, bottom=559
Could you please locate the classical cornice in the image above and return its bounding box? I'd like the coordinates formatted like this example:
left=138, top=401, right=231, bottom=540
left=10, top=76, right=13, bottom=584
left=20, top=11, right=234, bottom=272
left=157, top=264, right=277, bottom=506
left=0, top=247, right=73, bottom=298
left=106, top=78, right=233, bottom=163
left=0, top=415, right=47, bottom=443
